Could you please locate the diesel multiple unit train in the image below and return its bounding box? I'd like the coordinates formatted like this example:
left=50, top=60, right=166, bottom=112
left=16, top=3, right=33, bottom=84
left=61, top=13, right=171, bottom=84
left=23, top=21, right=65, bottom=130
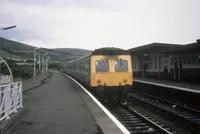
left=62, top=47, right=133, bottom=105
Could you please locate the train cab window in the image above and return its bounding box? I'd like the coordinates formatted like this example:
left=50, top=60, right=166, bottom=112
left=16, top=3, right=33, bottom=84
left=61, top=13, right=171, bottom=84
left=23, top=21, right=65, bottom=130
left=95, top=60, right=109, bottom=72
left=115, top=60, right=128, bottom=72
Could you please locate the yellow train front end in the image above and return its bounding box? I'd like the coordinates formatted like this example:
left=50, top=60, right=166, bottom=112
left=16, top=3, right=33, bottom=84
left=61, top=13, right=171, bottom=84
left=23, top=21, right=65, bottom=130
left=90, top=55, right=132, bottom=105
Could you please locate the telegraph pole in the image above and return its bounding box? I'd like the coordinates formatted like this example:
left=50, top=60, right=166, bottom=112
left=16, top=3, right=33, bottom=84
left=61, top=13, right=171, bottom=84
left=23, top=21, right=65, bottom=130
left=33, top=47, right=40, bottom=77
left=42, top=53, right=48, bottom=73
left=45, top=57, right=50, bottom=71
left=39, top=53, right=41, bottom=70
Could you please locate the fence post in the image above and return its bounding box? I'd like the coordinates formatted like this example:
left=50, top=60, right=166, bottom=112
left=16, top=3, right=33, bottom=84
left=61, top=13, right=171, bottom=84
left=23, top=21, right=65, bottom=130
left=3, top=76, right=5, bottom=84
left=9, top=75, right=11, bottom=84
left=0, top=81, right=23, bottom=121
left=0, top=86, right=5, bottom=120
left=13, top=83, right=18, bottom=113
left=0, top=76, right=2, bottom=85
left=4, top=85, right=10, bottom=119
left=18, top=82, right=23, bottom=108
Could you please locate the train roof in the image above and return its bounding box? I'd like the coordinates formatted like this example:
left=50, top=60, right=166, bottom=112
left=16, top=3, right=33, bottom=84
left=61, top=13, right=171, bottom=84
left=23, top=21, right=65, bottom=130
left=66, top=47, right=130, bottom=63
left=66, top=52, right=92, bottom=63
left=92, top=47, right=130, bottom=55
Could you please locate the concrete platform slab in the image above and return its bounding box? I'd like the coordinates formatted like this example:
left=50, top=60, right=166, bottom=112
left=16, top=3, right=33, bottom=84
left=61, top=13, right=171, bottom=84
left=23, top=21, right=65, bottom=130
left=134, top=77, right=200, bottom=93
left=11, top=72, right=101, bottom=134
left=10, top=71, right=128, bottom=134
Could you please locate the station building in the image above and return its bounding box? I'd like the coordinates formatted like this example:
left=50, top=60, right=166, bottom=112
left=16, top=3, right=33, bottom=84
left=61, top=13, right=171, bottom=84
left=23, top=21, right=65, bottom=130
left=128, top=39, right=200, bottom=84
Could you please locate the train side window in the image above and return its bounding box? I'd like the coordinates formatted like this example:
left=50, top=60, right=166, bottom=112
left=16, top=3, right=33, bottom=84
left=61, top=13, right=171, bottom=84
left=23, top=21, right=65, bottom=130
left=81, top=60, right=83, bottom=71
left=95, top=60, right=109, bottom=72
left=84, top=60, right=87, bottom=72
left=84, top=60, right=86, bottom=69
left=115, top=60, right=128, bottom=72
left=188, top=59, right=191, bottom=64
left=192, top=56, right=196, bottom=64
left=82, top=61, right=83, bottom=71
left=84, top=63, right=86, bottom=72
left=183, top=60, right=186, bottom=65
left=78, top=62, right=80, bottom=71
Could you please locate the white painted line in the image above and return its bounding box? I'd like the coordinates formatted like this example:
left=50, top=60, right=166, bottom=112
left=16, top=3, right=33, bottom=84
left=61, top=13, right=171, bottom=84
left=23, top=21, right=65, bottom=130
left=55, top=71, right=130, bottom=134
left=134, top=79, right=200, bottom=94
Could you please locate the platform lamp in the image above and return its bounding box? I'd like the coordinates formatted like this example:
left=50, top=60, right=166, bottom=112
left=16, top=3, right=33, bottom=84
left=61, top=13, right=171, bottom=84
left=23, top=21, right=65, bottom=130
left=33, top=47, right=42, bottom=77
left=42, top=53, right=48, bottom=72
left=0, top=25, right=17, bottom=31
left=45, top=56, right=50, bottom=71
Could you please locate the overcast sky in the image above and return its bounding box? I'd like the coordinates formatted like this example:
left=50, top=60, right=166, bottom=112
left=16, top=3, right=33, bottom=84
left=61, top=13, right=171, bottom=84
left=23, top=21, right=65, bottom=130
left=0, top=0, right=200, bottom=50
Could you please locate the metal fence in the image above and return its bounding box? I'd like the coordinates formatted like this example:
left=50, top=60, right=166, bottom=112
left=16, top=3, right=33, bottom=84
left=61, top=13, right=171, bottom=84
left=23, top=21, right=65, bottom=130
left=0, top=81, right=23, bottom=121
left=0, top=75, right=11, bottom=85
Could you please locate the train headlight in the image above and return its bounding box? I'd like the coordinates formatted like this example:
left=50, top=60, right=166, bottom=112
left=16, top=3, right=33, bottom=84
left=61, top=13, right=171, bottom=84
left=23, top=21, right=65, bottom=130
left=123, top=78, right=127, bottom=83
left=97, top=79, right=101, bottom=83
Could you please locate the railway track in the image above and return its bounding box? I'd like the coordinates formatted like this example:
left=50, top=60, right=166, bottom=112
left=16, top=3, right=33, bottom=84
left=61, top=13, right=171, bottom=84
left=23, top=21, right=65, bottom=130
left=109, top=103, right=173, bottom=134
left=129, top=90, right=200, bottom=127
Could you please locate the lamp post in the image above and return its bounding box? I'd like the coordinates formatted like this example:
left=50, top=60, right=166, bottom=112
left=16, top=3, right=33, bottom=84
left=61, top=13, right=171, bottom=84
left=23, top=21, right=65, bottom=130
left=0, top=25, right=17, bottom=31
left=38, top=53, right=41, bottom=70
left=42, top=53, right=48, bottom=72
left=34, top=47, right=40, bottom=77
left=34, top=52, right=41, bottom=71
left=45, top=57, right=50, bottom=71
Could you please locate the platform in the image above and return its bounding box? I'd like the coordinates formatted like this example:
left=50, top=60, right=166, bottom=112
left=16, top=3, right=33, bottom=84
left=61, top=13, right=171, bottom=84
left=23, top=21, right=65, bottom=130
left=133, top=77, right=200, bottom=109
left=10, top=71, right=126, bottom=134
left=134, top=77, right=200, bottom=94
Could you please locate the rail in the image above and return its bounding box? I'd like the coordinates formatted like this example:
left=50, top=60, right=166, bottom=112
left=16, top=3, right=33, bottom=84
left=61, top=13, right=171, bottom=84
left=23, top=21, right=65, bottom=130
left=109, top=103, right=173, bottom=134
left=0, top=75, right=11, bottom=85
left=129, top=91, right=200, bottom=126
left=0, top=81, right=23, bottom=121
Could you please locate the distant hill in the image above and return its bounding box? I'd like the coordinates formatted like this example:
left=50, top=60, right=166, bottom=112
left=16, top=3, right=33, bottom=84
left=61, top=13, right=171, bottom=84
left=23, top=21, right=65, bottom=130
left=0, top=37, right=92, bottom=62
left=54, top=48, right=92, bottom=56
left=0, top=49, right=23, bottom=60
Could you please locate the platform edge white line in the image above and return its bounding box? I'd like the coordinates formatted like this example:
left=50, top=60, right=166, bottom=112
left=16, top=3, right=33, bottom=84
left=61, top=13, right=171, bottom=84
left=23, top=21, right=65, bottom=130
left=134, top=79, right=200, bottom=94
left=54, top=71, right=130, bottom=134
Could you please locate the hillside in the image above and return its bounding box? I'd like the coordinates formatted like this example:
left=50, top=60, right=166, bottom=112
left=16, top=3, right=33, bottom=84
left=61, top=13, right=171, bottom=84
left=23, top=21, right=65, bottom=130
left=54, top=48, right=92, bottom=56
left=0, top=37, right=91, bottom=62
